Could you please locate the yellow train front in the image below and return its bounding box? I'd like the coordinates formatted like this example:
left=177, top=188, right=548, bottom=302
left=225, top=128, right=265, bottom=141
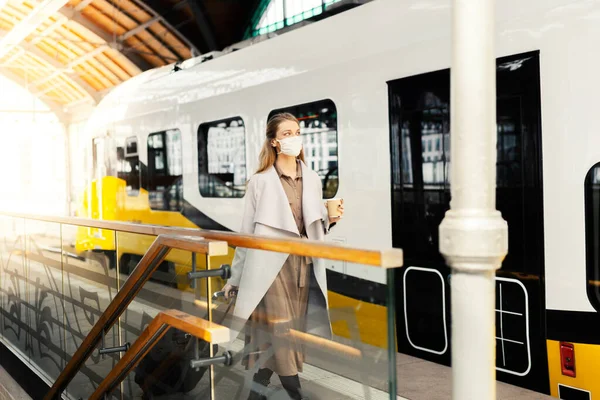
left=74, top=172, right=233, bottom=300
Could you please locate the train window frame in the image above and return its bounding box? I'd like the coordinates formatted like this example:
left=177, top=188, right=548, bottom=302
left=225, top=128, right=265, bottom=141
left=268, top=98, right=339, bottom=199
left=584, top=163, right=600, bottom=311
left=146, top=129, right=184, bottom=211
left=116, top=136, right=141, bottom=197
left=197, top=117, right=247, bottom=198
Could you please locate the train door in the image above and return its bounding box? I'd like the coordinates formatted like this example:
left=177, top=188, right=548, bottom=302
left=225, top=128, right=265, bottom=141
left=388, top=51, right=549, bottom=393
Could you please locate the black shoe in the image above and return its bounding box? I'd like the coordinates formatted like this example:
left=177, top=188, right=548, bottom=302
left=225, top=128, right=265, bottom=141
left=247, top=373, right=271, bottom=400
left=247, top=390, right=267, bottom=400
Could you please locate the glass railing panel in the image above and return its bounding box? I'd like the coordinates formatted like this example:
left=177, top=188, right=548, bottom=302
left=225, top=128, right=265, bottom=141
left=62, top=224, right=119, bottom=400
left=23, top=219, right=66, bottom=383
left=112, top=232, right=204, bottom=399
left=0, top=216, right=28, bottom=364
left=108, top=233, right=232, bottom=400
left=210, top=250, right=397, bottom=400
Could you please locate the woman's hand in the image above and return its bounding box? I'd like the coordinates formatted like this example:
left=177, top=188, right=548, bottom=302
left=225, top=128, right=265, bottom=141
left=328, top=200, right=344, bottom=225
left=222, top=282, right=239, bottom=300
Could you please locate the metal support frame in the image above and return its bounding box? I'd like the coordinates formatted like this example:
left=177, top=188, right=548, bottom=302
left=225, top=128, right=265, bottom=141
left=30, top=15, right=69, bottom=45
left=189, top=351, right=232, bottom=370
left=190, top=252, right=197, bottom=289
left=118, top=16, right=161, bottom=41
left=244, top=0, right=272, bottom=39
left=31, top=44, right=109, bottom=87
left=187, top=264, right=231, bottom=283
left=98, top=329, right=130, bottom=358
left=129, top=0, right=200, bottom=56
left=0, top=28, right=101, bottom=105
left=0, top=0, right=70, bottom=59
left=58, top=6, right=151, bottom=71
left=439, top=0, right=508, bottom=399
left=3, top=48, right=25, bottom=65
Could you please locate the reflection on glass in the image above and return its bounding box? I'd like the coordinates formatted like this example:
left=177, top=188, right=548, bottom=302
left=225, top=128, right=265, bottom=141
left=0, top=218, right=398, bottom=399
left=0, top=217, right=29, bottom=364
left=198, top=117, right=247, bottom=198
left=212, top=252, right=393, bottom=400
left=116, top=232, right=231, bottom=399
left=147, top=129, right=184, bottom=211
left=24, top=220, right=65, bottom=381
left=63, top=225, right=119, bottom=399
left=585, top=164, right=600, bottom=311
left=390, top=53, right=542, bottom=275
left=117, top=136, right=140, bottom=196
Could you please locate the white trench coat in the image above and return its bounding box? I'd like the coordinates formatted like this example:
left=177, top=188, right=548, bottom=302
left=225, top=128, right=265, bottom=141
left=227, top=161, right=333, bottom=342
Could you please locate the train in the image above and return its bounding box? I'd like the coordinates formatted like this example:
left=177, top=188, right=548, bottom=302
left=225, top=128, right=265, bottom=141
left=74, top=0, right=600, bottom=397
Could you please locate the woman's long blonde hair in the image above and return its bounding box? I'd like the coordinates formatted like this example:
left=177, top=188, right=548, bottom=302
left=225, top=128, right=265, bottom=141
left=255, top=112, right=306, bottom=174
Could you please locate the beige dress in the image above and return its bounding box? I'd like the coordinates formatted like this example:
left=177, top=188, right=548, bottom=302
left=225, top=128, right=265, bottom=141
left=243, top=161, right=311, bottom=377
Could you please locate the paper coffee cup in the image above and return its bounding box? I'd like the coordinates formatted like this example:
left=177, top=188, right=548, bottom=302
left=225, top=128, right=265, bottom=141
left=327, top=198, right=343, bottom=218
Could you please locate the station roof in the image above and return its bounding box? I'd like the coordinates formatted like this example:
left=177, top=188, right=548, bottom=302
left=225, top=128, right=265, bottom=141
left=0, top=0, right=366, bottom=121
left=0, top=0, right=259, bottom=120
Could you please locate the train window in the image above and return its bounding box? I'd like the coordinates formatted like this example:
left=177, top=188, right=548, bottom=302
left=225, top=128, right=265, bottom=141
left=117, top=136, right=140, bottom=196
left=146, top=129, right=183, bottom=211
left=389, top=51, right=543, bottom=275
left=585, top=164, right=600, bottom=310
left=198, top=117, right=247, bottom=198
left=268, top=99, right=338, bottom=198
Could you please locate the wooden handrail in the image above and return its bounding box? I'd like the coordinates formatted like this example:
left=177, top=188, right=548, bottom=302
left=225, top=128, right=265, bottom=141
left=89, top=309, right=231, bottom=400
left=0, top=212, right=404, bottom=268
left=44, top=235, right=228, bottom=400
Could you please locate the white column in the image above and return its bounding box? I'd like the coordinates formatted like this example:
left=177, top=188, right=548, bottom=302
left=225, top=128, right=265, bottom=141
left=439, top=0, right=508, bottom=399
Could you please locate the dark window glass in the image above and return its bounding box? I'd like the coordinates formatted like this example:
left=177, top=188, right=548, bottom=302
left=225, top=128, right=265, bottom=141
left=117, top=136, right=140, bottom=196
left=585, top=164, right=600, bottom=311
left=389, top=52, right=543, bottom=275
left=126, top=138, right=137, bottom=155
left=269, top=99, right=338, bottom=199
left=146, top=129, right=183, bottom=211
left=198, top=117, right=246, bottom=198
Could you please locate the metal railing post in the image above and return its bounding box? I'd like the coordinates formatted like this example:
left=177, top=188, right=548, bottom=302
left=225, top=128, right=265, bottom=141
left=439, top=0, right=508, bottom=399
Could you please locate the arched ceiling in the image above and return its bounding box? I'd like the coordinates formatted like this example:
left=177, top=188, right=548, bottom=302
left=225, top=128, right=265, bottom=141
left=0, top=0, right=259, bottom=120
left=0, top=0, right=362, bottom=121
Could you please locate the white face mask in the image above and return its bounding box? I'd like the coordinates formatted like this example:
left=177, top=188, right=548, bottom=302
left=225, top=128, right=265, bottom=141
left=276, top=135, right=303, bottom=157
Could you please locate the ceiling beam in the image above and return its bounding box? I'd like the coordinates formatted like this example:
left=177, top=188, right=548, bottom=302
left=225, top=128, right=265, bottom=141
left=74, top=0, right=94, bottom=12
left=19, top=44, right=100, bottom=103
left=36, top=77, right=70, bottom=96
left=0, top=0, right=70, bottom=59
left=3, top=47, right=25, bottom=65
left=188, top=0, right=217, bottom=51
left=0, top=27, right=101, bottom=103
left=30, top=44, right=109, bottom=87
left=119, top=15, right=160, bottom=42
left=130, top=0, right=199, bottom=56
left=58, top=5, right=153, bottom=71
left=30, top=15, right=69, bottom=45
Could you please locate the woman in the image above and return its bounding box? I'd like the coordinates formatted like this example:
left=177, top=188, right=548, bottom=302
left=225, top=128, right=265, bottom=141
left=222, top=113, right=344, bottom=400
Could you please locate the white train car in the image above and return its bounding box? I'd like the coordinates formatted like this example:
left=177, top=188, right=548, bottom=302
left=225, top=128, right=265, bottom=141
left=78, top=0, right=600, bottom=397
